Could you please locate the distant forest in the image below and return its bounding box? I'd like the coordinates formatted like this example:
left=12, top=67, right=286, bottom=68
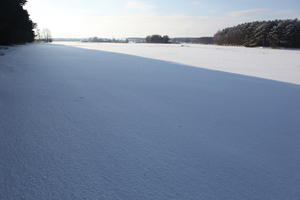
left=84, top=37, right=128, bottom=43
left=0, top=0, right=35, bottom=45
left=214, top=19, right=300, bottom=48
left=172, top=37, right=213, bottom=44
left=145, top=35, right=213, bottom=44
left=146, top=35, right=170, bottom=43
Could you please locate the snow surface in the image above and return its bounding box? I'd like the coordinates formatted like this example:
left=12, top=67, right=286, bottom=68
left=56, top=42, right=300, bottom=85
left=1, top=43, right=300, bottom=200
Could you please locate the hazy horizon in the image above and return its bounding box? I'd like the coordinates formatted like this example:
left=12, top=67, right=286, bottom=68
left=25, top=0, right=300, bottom=38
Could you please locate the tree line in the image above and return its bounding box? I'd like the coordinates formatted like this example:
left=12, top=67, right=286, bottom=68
left=146, top=35, right=170, bottom=43
left=172, top=37, right=213, bottom=44
left=1, top=2, right=299, bottom=49
left=84, top=37, right=128, bottom=43
left=0, top=0, right=35, bottom=45
left=214, top=19, right=300, bottom=48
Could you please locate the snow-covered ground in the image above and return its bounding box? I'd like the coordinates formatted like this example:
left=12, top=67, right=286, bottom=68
left=56, top=42, right=300, bottom=85
left=0, top=43, right=300, bottom=200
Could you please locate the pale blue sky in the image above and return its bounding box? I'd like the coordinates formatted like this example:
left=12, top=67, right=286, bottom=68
left=26, top=0, right=300, bottom=38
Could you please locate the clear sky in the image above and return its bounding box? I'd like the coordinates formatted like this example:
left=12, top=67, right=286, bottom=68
left=25, top=0, right=300, bottom=38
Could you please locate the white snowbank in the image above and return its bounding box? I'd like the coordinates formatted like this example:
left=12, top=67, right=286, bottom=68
left=56, top=42, right=300, bottom=85
left=0, top=44, right=300, bottom=200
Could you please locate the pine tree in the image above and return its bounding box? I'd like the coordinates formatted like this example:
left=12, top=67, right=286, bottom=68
left=0, top=0, right=35, bottom=45
left=214, top=19, right=300, bottom=48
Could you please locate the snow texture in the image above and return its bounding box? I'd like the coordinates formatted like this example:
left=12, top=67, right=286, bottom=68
left=57, top=42, right=300, bottom=85
left=1, top=43, right=300, bottom=200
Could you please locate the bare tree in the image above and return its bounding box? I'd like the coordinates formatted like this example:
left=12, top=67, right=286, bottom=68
left=34, top=27, right=41, bottom=41
left=41, top=28, right=52, bottom=43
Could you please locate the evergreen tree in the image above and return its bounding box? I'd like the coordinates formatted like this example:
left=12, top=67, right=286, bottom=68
left=214, top=19, right=300, bottom=48
left=0, top=0, right=35, bottom=45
